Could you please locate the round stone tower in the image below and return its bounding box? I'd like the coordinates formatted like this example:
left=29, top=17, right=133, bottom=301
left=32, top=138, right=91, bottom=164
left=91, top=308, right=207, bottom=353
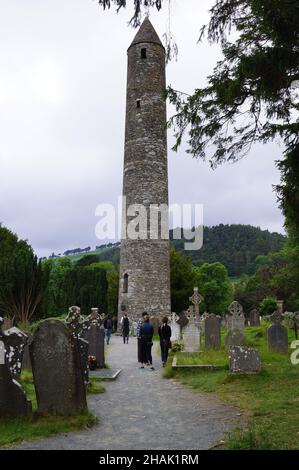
left=118, top=18, right=171, bottom=324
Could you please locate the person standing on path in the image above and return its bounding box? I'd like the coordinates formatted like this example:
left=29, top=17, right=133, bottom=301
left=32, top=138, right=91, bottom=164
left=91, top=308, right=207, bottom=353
left=104, top=314, right=113, bottom=345
left=137, top=311, right=148, bottom=364
left=158, top=316, right=172, bottom=367
left=121, top=312, right=130, bottom=344
left=140, top=314, right=154, bottom=370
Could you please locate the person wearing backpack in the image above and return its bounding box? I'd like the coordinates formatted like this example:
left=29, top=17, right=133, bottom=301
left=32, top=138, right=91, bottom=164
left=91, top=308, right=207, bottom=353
left=140, top=314, right=154, bottom=370
left=104, top=314, right=113, bottom=345
left=158, top=316, right=172, bottom=367
left=121, top=312, right=130, bottom=344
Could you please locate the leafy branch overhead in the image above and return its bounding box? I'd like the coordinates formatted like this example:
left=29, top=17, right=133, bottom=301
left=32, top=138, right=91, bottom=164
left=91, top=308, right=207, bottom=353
left=167, top=0, right=299, bottom=166
left=97, top=0, right=163, bottom=26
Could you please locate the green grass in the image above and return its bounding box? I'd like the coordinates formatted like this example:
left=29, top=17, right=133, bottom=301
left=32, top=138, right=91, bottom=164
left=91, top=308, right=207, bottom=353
left=0, top=371, right=99, bottom=448
left=164, top=322, right=299, bottom=449
left=87, top=376, right=105, bottom=394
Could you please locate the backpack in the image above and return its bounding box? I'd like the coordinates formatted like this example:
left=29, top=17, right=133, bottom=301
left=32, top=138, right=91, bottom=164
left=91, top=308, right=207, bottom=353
left=123, top=317, right=129, bottom=328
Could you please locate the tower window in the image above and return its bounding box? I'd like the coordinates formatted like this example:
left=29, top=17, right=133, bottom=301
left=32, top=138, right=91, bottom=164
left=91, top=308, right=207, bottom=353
left=123, top=273, right=128, bottom=293
left=141, top=48, right=147, bottom=59
left=136, top=99, right=141, bottom=109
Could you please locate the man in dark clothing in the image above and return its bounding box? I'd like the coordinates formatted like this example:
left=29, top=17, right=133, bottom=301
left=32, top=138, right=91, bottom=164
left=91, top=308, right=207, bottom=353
left=121, top=312, right=130, bottom=344
left=139, top=314, right=154, bottom=370
left=158, top=316, right=172, bottom=367
left=137, top=311, right=148, bottom=364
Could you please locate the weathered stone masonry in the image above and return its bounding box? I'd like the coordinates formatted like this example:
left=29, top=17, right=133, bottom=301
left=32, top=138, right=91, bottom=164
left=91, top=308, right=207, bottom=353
left=118, top=18, right=171, bottom=323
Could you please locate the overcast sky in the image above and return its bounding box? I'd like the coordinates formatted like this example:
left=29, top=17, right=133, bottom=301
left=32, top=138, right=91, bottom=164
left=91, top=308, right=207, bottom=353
left=0, top=0, right=285, bottom=257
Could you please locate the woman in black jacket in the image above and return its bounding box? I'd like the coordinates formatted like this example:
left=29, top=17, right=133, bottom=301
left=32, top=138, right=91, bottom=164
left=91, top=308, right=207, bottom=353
left=158, top=316, right=172, bottom=367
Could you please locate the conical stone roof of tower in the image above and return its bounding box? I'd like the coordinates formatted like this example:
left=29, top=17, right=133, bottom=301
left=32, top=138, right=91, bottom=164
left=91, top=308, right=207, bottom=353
left=129, top=17, right=164, bottom=49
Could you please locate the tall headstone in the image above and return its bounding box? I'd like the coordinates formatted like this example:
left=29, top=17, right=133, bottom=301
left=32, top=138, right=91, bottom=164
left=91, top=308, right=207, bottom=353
left=3, top=327, right=28, bottom=376
left=249, top=309, right=260, bottom=327
left=205, top=314, right=221, bottom=349
left=229, top=346, right=261, bottom=374
left=0, top=319, right=32, bottom=416
left=84, top=308, right=105, bottom=369
left=267, top=310, right=288, bottom=354
left=30, top=319, right=87, bottom=415
left=225, top=301, right=245, bottom=347
left=183, top=314, right=200, bottom=353
left=169, top=312, right=180, bottom=342
left=118, top=18, right=171, bottom=323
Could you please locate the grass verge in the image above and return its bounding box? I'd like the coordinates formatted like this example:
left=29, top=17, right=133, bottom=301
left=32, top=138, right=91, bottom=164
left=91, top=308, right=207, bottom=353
left=164, top=322, right=299, bottom=449
left=0, top=370, right=99, bottom=448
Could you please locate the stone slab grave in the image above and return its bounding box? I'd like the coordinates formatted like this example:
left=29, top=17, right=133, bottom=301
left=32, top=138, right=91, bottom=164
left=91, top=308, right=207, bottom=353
left=169, top=312, right=180, bottom=342
left=229, top=346, right=261, bottom=374
left=249, top=309, right=260, bottom=327
left=90, top=368, right=121, bottom=381
left=0, top=319, right=32, bottom=416
left=172, top=355, right=225, bottom=371
left=225, top=301, right=245, bottom=347
left=267, top=310, right=288, bottom=354
left=204, top=314, right=221, bottom=350
left=3, top=327, right=28, bottom=376
left=30, top=319, right=87, bottom=415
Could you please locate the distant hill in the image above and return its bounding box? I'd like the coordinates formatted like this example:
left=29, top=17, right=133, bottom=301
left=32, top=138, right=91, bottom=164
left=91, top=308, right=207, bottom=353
left=62, top=224, right=286, bottom=277
left=171, top=224, right=286, bottom=277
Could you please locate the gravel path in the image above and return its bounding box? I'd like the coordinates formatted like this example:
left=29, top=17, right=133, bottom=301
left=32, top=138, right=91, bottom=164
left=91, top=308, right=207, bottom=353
left=14, top=336, right=243, bottom=450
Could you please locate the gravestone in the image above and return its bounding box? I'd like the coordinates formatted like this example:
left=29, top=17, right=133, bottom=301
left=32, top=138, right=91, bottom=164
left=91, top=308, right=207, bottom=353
left=84, top=310, right=105, bottom=369
left=177, top=311, right=189, bottom=329
left=3, top=327, right=28, bottom=376
left=205, top=314, right=221, bottom=349
left=249, top=309, right=260, bottom=327
left=229, top=346, right=261, bottom=374
left=0, top=319, right=32, bottom=416
left=267, top=310, right=288, bottom=354
left=183, top=314, right=200, bottom=352
left=169, top=312, right=180, bottom=342
left=78, top=337, right=89, bottom=385
left=30, top=319, right=87, bottom=415
left=150, top=316, right=159, bottom=336
left=22, top=333, right=33, bottom=371
left=225, top=301, right=245, bottom=347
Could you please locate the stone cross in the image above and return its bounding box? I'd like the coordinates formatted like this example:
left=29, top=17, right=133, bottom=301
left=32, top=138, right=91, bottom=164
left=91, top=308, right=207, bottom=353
left=189, top=287, right=203, bottom=316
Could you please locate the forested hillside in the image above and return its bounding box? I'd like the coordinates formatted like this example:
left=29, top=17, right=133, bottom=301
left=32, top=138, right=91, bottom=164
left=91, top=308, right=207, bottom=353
left=171, top=224, right=286, bottom=277
left=66, top=224, right=285, bottom=277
